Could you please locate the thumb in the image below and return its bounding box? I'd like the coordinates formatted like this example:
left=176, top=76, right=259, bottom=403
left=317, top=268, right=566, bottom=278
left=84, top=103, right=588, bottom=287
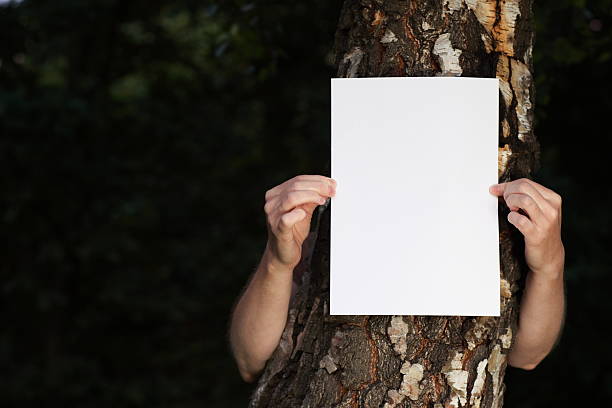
left=278, top=207, right=308, bottom=235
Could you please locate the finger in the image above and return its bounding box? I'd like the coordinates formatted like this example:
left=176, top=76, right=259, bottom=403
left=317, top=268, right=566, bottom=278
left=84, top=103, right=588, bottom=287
left=266, top=175, right=336, bottom=200
left=505, top=193, right=544, bottom=224
left=492, top=179, right=557, bottom=222
left=507, top=210, right=536, bottom=237
left=508, top=180, right=554, bottom=214
left=265, top=191, right=324, bottom=217
left=289, top=179, right=336, bottom=198
left=490, top=178, right=561, bottom=207
left=521, top=178, right=562, bottom=205
left=279, top=190, right=329, bottom=213
left=277, top=207, right=307, bottom=236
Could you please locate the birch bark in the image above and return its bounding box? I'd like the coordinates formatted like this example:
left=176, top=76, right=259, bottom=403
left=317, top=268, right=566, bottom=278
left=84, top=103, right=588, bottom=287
left=249, top=1, right=538, bottom=407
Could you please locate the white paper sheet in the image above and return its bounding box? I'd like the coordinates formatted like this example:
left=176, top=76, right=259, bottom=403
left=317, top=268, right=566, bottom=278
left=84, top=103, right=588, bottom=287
left=330, top=77, right=500, bottom=316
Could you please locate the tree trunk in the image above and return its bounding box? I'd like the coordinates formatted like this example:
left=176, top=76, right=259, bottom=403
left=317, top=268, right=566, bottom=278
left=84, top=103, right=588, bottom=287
left=249, top=1, right=539, bottom=407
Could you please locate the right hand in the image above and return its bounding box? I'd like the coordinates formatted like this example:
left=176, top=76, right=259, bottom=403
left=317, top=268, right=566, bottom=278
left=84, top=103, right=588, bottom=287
left=263, top=174, right=337, bottom=269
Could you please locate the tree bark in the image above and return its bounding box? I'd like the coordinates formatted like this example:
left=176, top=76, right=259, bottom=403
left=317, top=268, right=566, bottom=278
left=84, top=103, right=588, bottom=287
left=249, top=1, right=539, bottom=407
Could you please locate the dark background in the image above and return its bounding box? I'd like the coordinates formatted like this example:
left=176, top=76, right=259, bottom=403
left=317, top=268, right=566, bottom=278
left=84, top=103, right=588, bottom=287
left=1, top=0, right=610, bottom=406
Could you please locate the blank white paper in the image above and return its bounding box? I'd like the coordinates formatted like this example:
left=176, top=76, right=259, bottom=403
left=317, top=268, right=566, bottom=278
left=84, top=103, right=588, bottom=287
left=330, top=77, right=500, bottom=316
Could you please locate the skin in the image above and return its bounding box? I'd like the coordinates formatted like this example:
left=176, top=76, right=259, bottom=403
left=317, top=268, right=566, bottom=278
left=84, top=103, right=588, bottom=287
left=228, top=175, right=565, bottom=383
left=489, top=178, right=565, bottom=370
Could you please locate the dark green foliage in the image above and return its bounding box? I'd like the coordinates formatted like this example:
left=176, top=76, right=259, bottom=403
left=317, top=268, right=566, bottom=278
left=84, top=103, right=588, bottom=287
left=0, top=0, right=610, bottom=406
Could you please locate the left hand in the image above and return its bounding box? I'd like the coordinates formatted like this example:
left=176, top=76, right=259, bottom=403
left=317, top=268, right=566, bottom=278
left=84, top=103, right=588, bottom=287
left=489, top=178, right=564, bottom=278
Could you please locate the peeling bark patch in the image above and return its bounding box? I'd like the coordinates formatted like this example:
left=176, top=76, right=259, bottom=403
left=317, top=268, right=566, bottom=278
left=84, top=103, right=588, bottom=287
left=440, top=0, right=522, bottom=57
left=383, top=361, right=425, bottom=407
left=384, top=389, right=404, bottom=407
left=500, top=278, right=512, bottom=299
left=499, top=327, right=513, bottom=350
left=502, top=119, right=510, bottom=139
left=493, top=0, right=522, bottom=56
left=443, top=351, right=469, bottom=408
left=465, top=0, right=497, bottom=32
left=481, top=32, right=493, bottom=53
left=342, top=47, right=364, bottom=78
left=524, top=43, right=533, bottom=66
left=487, top=345, right=507, bottom=408
left=433, top=33, right=462, bottom=76
left=499, top=79, right=513, bottom=110
left=400, top=361, right=424, bottom=400
left=498, top=144, right=512, bottom=177
left=381, top=29, right=398, bottom=44
left=319, top=354, right=338, bottom=374
left=496, top=56, right=513, bottom=110
left=469, top=359, right=489, bottom=407
left=443, top=0, right=463, bottom=14
left=465, top=317, right=495, bottom=351
left=388, top=316, right=410, bottom=359
left=371, top=10, right=384, bottom=27
left=510, top=59, right=533, bottom=141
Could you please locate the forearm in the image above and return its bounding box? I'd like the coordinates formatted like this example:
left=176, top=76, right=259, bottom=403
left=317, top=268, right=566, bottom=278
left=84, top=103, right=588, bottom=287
left=507, top=263, right=565, bottom=370
left=229, top=242, right=294, bottom=382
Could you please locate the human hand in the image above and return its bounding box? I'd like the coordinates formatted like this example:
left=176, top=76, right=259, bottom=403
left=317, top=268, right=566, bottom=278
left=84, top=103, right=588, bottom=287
left=489, top=178, right=564, bottom=278
left=263, top=175, right=336, bottom=270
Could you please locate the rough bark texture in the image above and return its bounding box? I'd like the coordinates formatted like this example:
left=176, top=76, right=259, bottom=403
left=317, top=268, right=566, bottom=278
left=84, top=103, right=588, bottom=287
left=249, top=1, right=539, bottom=407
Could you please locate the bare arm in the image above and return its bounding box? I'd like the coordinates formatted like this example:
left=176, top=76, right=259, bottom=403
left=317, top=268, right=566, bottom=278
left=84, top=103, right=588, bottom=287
left=229, top=175, right=336, bottom=383
left=508, top=261, right=565, bottom=369
left=228, top=244, right=296, bottom=383
left=489, top=178, right=565, bottom=370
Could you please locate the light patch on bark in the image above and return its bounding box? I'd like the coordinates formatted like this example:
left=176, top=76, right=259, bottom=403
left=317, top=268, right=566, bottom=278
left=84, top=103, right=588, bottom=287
left=447, top=350, right=464, bottom=370
left=496, top=56, right=513, bottom=110
left=440, top=0, right=522, bottom=57
left=444, top=369, right=469, bottom=407
left=499, top=327, right=513, bottom=349
left=496, top=55, right=510, bottom=79
left=319, top=354, right=338, bottom=374
left=384, top=389, right=404, bottom=407
left=433, top=33, right=462, bottom=76
left=524, top=43, right=534, bottom=67
left=384, top=362, right=425, bottom=407
left=443, top=0, right=463, bottom=13
left=498, top=144, right=512, bottom=176
left=399, top=361, right=424, bottom=400
left=291, top=296, right=320, bottom=358
left=342, top=47, right=364, bottom=78
left=493, top=0, right=521, bottom=56
left=388, top=315, right=410, bottom=358
left=481, top=32, right=494, bottom=53
left=371, top=9, right=384, bottom=26
left=466, top=317, right=493, bottom=350
left=441, top=351, right=469, bottom=407
left=469, top=359, right=489, bottom=407
left=381, top=29, right=398, bottom=44
left=465, top=0, right=497, bottom=32
left=487, top=345, right=507, bottom=408
left=502, top=119, right=510, bottom=139
left=510, top=59, right=533, bottom=141
left=499, top=79, right=513, bottom=110
left=422, top=21, right=433, bottom=30
left=500, top=278, right=512, bottom=299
